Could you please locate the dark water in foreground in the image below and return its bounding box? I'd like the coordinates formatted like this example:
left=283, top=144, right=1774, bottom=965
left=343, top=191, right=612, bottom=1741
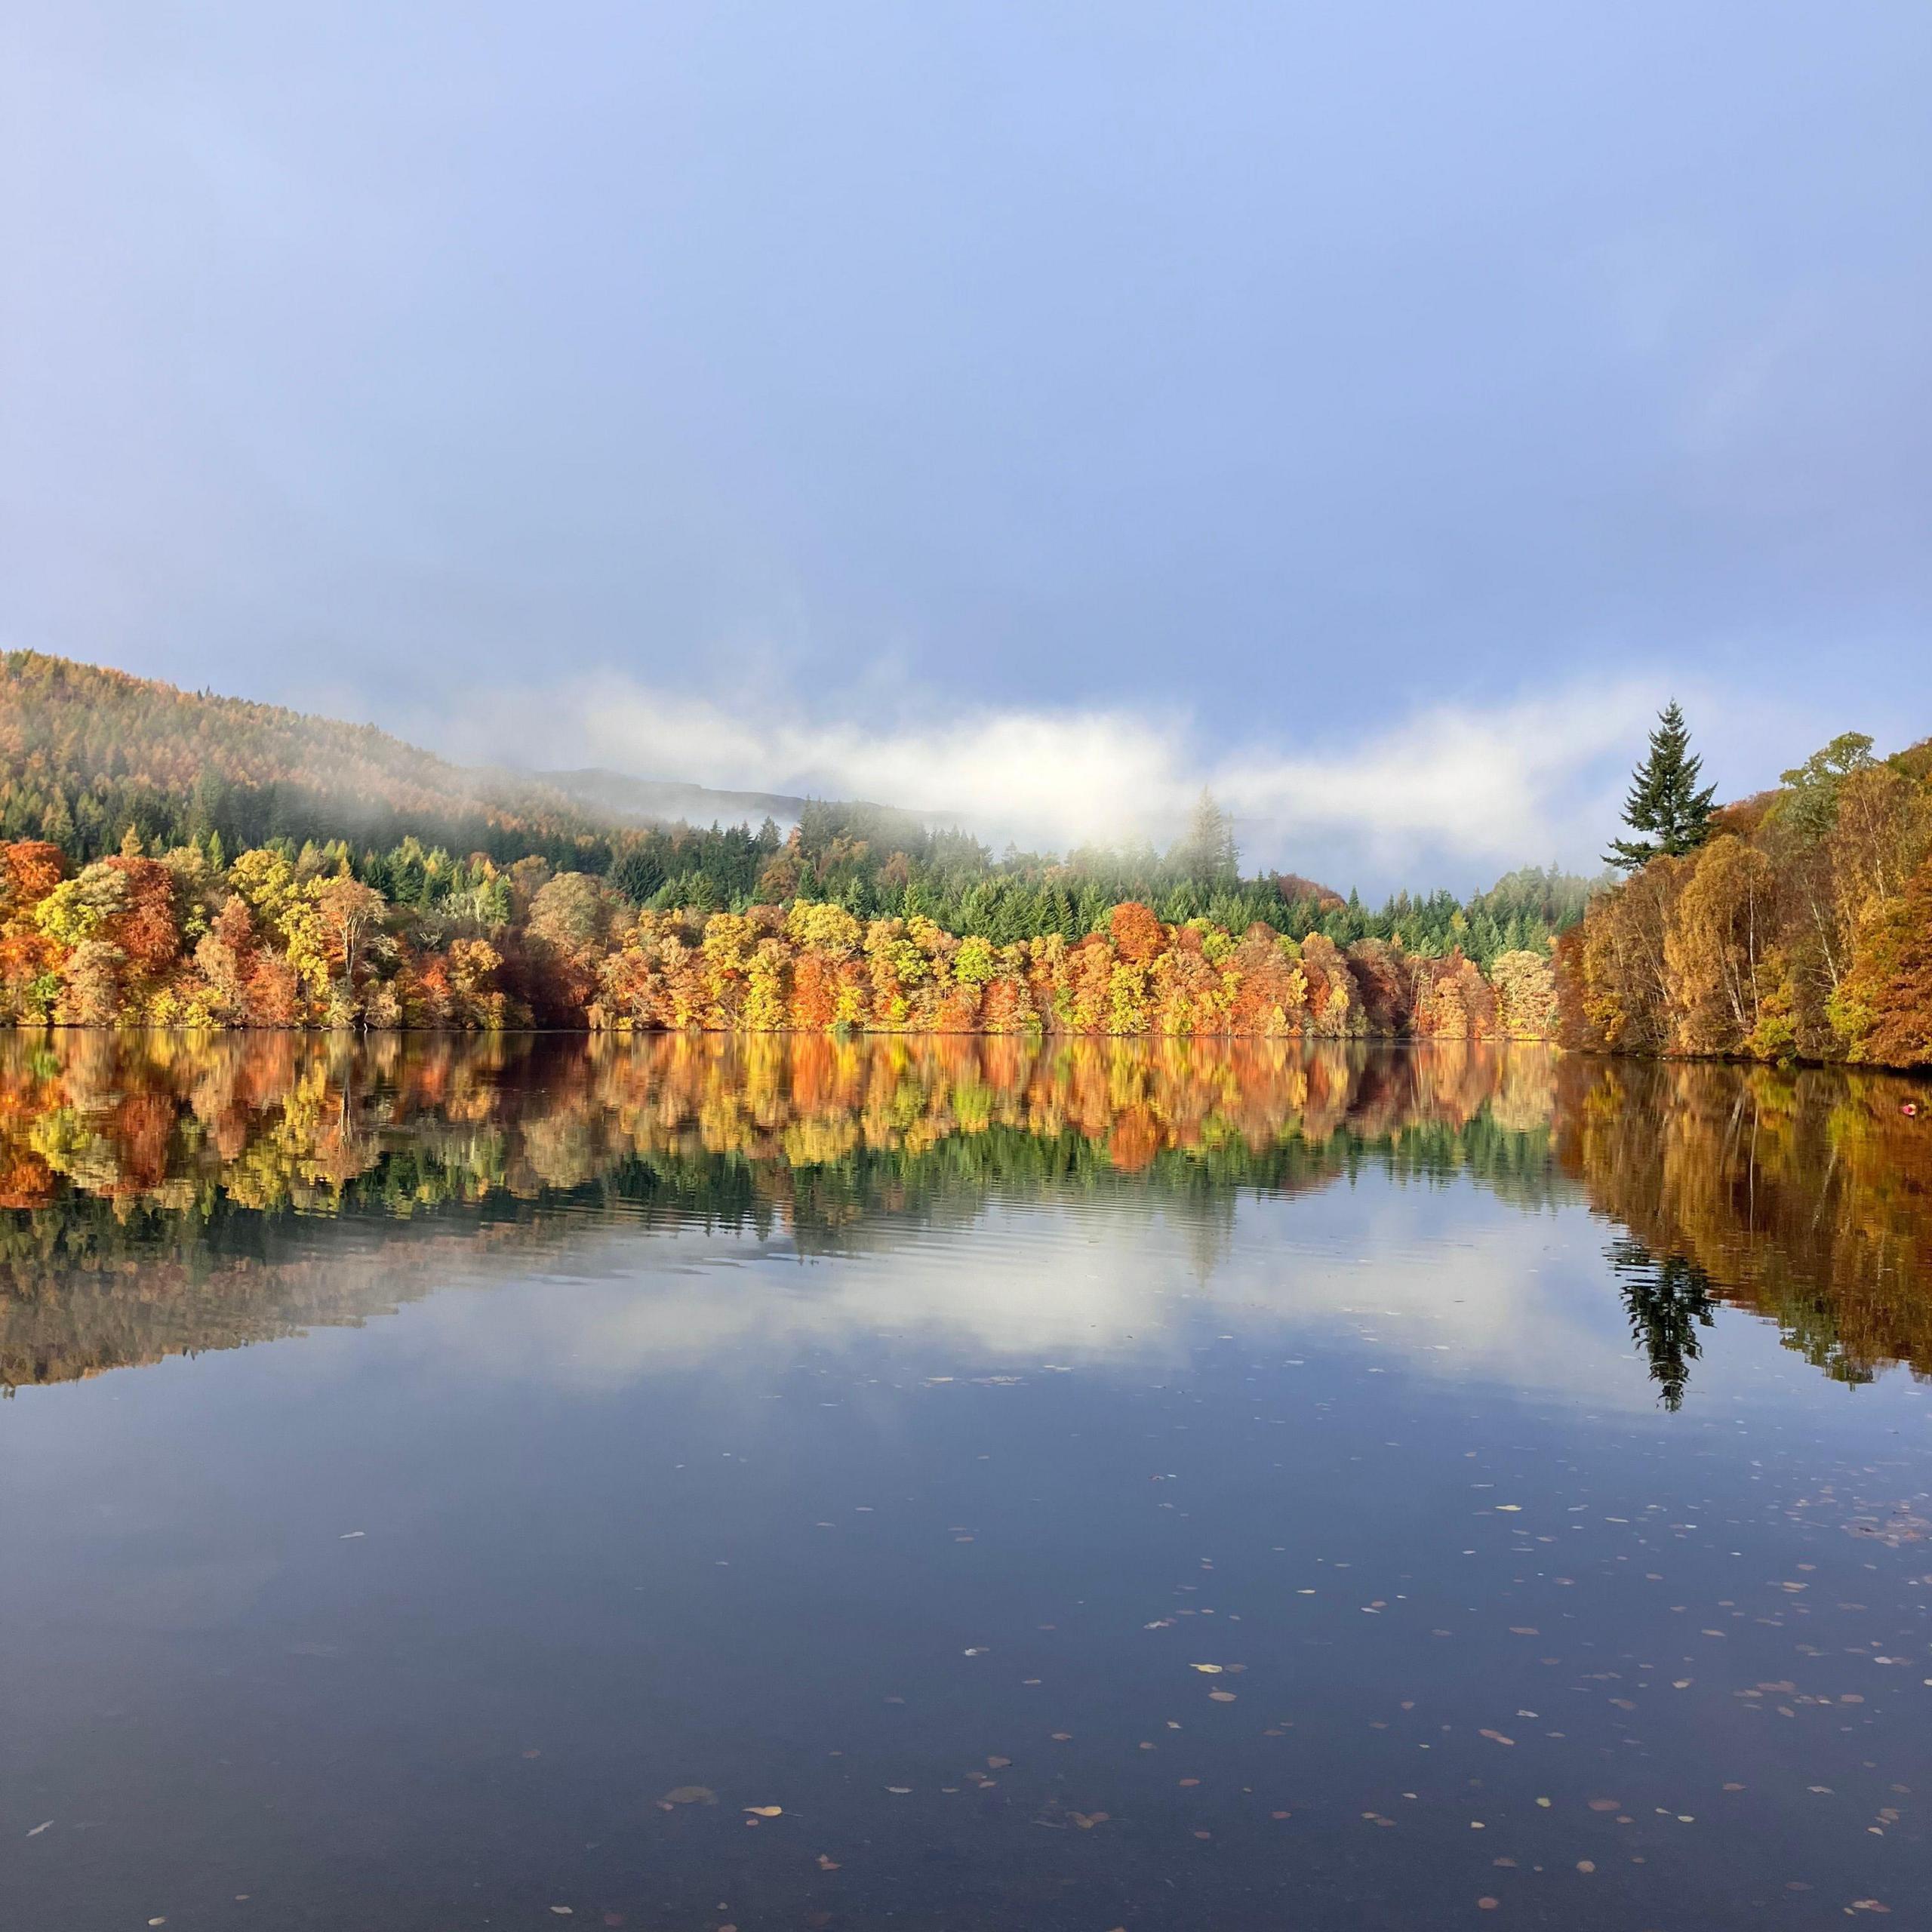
left=2, top=1033, right=1930, bottom=1930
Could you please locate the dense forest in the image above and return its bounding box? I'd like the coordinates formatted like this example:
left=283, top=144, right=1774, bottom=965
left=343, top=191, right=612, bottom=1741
left=0, top=651, right=1589, bottom=1035
left=0, top=833, right=1561, bottom=1039
left=1562, top=713, right=1932, bottom=1068
left=0, top=650, right=1584, bottom=958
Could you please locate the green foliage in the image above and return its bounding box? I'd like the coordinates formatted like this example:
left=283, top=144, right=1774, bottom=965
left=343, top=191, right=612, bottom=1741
left=1777, top=732, right=1877, bottom=840
left=1607, top=701, right=1718, bottom=869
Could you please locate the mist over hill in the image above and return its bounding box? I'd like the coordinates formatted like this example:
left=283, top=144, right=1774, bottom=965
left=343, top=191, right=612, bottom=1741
left=0, top=651, right=1596, bottom=965
left=539, top=768, right=810, bottom=832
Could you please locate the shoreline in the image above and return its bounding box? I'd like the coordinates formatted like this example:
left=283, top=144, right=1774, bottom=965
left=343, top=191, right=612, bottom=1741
left=1, top=1021, right=1926, bottom=1077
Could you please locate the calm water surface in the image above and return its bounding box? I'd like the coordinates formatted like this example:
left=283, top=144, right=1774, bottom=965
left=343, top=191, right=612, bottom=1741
left=2, top=1032, right=1930, bottom=1930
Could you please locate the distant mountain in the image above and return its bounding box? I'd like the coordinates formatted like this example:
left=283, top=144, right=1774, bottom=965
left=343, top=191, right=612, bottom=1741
left=541, top=767, right=808, bottom=831
left=0, top=651, right=810, bottom=863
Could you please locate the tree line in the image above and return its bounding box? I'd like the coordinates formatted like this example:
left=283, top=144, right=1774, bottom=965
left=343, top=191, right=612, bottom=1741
left=0, top=651, right=1589, bottom=971
left=0, top=829, right=1561, bottom=1039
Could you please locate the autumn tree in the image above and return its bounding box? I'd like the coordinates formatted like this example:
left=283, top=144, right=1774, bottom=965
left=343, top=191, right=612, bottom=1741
left=310, top=874, right=389, bottom=1017
left=1489, top=949, right=1558, bottom=1040
left=1832, top=850, right=1932, bottom=1066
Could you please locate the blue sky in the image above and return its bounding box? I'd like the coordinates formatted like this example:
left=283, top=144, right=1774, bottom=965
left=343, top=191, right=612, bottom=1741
left=5, top=3, right=1928, bottom=890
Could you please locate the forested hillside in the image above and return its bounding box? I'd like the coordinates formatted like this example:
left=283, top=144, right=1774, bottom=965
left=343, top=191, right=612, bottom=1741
left=0, top=650, right=612, bottom=863
left=0, top=652, right=1592, bottom=963
left=1561, top=728, right=1932, bottom=1067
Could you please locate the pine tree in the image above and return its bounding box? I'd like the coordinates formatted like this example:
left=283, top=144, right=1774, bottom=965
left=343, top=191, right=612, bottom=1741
left=1606, top=701, right=1718, bottom=870
left=1172, top=789, right=1239, bottom=884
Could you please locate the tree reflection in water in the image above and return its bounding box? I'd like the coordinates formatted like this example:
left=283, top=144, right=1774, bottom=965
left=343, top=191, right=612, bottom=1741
left=1607, top=1236, right=1717, bottom=1411
left=0, top=1029, right=1926, bottom=1401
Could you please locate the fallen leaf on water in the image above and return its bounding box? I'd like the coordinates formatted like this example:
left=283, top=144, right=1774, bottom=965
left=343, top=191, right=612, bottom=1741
left=1050, top=1732, right=1072, bottom=1742
left=987, top=1757, right=1011, bottom=1770
left=26, top=1822, right=53, bottom=1838
left=1208, top=1690, right=1236, bottom=1703
left=744, top=1806, right=783, bottom=1818
left=1069, top=1811, right=1110, bottom=1829
left=1586, top=1798, right=1620, bottom=1813
left=1478, top=1730, right=1515, bottom=1746
left=817, top=1854, right=840, bottom=1871
left=1190, top=1663, right=1224, bottom=1674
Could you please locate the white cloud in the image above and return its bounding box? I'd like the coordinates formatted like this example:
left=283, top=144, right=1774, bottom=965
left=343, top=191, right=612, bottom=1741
left=429, top=669, right=1690, bottom=890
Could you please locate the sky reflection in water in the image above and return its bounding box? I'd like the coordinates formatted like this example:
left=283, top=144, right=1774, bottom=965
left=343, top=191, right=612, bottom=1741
left=2, top=1033, right=1929, bottom=1930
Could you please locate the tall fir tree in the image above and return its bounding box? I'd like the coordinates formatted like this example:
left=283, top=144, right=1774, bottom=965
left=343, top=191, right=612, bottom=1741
left=1606, top=701, right=1718, bottom=870
left=1172, top=789, right=1240, bottom=884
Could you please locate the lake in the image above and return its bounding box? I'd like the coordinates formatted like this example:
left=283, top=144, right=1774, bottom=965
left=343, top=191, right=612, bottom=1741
left=2, top=1032, right=1929, bottom=1930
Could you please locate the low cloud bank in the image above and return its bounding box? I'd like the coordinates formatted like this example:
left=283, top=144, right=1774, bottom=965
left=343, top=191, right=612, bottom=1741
left=428, top=672, right=1758, bottom=893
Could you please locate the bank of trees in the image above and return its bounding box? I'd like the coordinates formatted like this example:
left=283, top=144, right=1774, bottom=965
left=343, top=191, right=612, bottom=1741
left=0, top=830, right=1558, bottom=1038
left=2, top=653, right=1591, bottom=968
left=1561, top=720, right=1932, bottom=1067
